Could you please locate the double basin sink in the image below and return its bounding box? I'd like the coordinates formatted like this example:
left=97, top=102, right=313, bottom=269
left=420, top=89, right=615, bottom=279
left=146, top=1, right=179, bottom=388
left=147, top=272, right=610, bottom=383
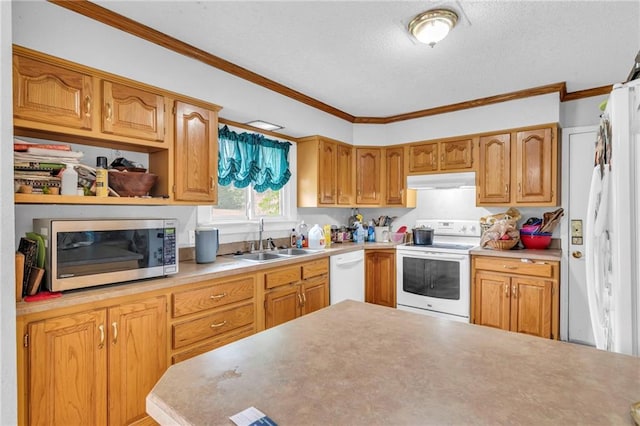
left=234, top=248, right=321, bottom=263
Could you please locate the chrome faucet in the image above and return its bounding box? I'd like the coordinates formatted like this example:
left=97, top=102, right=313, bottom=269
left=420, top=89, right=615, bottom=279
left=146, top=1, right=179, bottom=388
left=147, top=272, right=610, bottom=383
left=258, top=218, right=264, bottom=252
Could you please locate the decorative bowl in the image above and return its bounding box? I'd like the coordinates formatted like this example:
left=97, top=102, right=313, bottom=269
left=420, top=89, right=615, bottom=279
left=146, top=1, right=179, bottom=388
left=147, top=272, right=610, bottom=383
left=519, top=231, right=552, bottom=249
left=108, top=170, right=157, bottom=197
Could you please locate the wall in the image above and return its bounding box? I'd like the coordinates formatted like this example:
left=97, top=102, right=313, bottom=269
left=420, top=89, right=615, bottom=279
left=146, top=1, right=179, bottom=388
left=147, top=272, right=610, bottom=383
left=560, top=95, right=607, bottom=128
left=1, top=1, right=17, bottom=424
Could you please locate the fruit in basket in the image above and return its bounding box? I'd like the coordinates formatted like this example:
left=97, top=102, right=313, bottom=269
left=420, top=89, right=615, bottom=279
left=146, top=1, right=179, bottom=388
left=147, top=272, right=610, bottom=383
left=500, top=234, right=511, bottom=240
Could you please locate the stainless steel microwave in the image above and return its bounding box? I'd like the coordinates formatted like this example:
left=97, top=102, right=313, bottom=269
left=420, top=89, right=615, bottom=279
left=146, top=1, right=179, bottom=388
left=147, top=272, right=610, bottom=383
left=33, top=218, right=178, bottom=292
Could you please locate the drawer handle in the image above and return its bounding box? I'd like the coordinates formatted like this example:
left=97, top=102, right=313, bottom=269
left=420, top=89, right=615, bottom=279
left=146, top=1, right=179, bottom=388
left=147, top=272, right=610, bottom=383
left=98, top=324, right=105, bottom=349
left=210, top=292, right=227, bottom=300
left=112, top=322, right=118, bottom=345
left=301, top=292, right=307, bottom=305
left=105, top=103, right=112, bottom=121
left=210, top=321, right=227, bottom=329
left=297, top=293, right=303, bottom=306
left=84, top=96, right=91, bottom=117
left=503, top=265, right=517, bottom=270
left=504, top=283, right=509, bottom=297
left=512, top=285, right=517, bottom=298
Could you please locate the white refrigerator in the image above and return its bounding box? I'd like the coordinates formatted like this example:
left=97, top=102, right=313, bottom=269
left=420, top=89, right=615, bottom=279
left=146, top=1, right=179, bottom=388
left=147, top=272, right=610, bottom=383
left=585, top=78, right=640, bottom=355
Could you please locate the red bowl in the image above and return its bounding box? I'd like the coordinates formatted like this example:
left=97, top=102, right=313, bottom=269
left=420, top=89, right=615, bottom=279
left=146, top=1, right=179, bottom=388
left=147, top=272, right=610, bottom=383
left=519, top=231, right=552, bottom=249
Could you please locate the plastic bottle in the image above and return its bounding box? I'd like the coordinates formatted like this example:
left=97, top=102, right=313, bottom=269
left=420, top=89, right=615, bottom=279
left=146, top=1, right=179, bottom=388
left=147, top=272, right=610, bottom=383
left=368, top=220, right=375, bottom=242
left=354, top=222, right=365, bottom=244
left=298, top=221, right=308, bottom=248
left=323, top=224, right=332, bottom=248
left=308, top=224, right=325, bottom=249
left=60, top=164, right=78, bottom=196
left=290, top=228, right=297, bottom=248
left=95, top=156, right=109, bottom=197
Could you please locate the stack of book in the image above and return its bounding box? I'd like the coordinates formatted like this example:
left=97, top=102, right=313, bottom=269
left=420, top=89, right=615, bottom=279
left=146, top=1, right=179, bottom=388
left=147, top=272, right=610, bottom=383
left=14, top=138, right=84, bottom=193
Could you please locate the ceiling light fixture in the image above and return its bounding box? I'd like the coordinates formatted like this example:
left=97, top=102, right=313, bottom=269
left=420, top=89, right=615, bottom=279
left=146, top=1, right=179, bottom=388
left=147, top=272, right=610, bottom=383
left=408, top=8, right=458, bottom=47
left=245, top=120, right=284, bottom=131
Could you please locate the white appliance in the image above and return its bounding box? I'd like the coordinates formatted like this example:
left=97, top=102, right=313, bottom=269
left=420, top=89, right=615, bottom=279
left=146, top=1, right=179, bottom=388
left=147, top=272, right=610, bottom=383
left=330, top=249, right=365, bottom=304
left=584, top=79, right=640, bottom=355
left=396, top=220, right=481, bottom=322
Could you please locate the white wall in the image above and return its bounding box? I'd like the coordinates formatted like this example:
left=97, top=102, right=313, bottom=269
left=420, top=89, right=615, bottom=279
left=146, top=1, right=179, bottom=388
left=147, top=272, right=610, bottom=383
left=560, top=95, right=608, bottom=128
left=1, top=1, right=17, bottom=424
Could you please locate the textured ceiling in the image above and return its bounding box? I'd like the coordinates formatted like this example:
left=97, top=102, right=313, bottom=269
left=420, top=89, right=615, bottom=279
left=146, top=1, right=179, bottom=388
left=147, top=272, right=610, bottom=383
left=94, top=0, right=640, bottom=118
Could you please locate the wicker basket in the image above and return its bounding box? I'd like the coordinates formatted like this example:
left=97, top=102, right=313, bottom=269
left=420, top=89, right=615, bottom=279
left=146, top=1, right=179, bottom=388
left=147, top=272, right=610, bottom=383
left=486, top=239, right=519, bottom=250
left=108, top=170, right=158, bottom=197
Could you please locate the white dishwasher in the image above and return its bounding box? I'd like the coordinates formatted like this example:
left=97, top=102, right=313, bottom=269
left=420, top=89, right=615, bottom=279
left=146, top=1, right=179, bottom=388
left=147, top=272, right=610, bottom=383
left=329, top=249, right=365, bottom=304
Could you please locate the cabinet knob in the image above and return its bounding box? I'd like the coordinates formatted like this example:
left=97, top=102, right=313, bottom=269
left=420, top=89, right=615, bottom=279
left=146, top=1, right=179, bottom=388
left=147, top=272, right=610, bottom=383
left=512, top=285, right=517, bottom=298
left=84, top=96, right=91, bottom=117
left=504, top=283, right=509, bottom=297
left=105, top=103, right=112, bottom=121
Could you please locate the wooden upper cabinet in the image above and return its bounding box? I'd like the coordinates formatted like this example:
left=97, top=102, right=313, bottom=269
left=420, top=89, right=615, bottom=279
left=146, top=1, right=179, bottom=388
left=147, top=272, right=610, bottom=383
left=102, top=80, right=165, bottom=142
left=385, top=146, right=405, bottom=206
left=478, top=133, right=511, bottom=204
left=336, top=144, right=355, bottom=205
left=408, top=141, right=438, bottom=173
left=440, top=139, right=474, bottom=171
left=356, top=147, right=382, bottom=205
left=174, top=100, right=218, bottom=203
left=28, top=309, right=108, bottom=426
left=13, top=53, right=93, bottom=131
left=515, top=127, right=555, bottom=204
left=318, top=139, right=338, bottom=205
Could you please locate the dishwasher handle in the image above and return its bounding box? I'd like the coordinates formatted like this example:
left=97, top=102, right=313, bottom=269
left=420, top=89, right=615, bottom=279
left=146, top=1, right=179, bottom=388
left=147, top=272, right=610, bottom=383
left=334, top=256, right=364, bottom=266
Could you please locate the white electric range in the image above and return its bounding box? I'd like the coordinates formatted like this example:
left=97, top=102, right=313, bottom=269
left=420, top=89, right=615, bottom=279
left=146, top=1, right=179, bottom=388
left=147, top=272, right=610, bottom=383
left=396, top=220, right=481, bottom=322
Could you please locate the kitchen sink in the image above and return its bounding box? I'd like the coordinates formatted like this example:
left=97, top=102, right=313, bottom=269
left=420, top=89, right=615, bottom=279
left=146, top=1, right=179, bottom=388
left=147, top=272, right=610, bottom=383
left=276, top=248, right=320, bottom=256
left=235, top=252, right=287, bottom=263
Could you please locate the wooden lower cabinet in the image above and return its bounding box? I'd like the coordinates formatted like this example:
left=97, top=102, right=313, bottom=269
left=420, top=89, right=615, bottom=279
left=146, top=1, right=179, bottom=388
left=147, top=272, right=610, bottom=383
left=365, top=250, right=396, bottom=308
left=472, top=255, right=559, bottom=339
left=264, top=259, right=329, bottom=329
left=22, top=295, right=167, bottom=426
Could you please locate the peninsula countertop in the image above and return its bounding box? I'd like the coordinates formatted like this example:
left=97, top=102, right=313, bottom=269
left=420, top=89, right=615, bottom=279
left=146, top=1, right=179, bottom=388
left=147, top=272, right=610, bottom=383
left=147, top=300, right=639, bottom=425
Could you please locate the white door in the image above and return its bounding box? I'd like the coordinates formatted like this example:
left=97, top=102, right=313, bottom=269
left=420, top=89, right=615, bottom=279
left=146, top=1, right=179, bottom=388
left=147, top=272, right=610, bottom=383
left=567, top=127, right=597, bottom=346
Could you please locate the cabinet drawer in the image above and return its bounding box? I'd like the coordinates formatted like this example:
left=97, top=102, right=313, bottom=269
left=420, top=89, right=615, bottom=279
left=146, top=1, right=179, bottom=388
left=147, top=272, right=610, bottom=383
left=172, top=303, right=254, bottom=349
left=302, top=258, right=329, bottom=280
left=172, top=276, right=255, bottom=318
left=171, top=325, right=255, bottom=364
left=474, top=257, right=555, bottom=278
left=265, top=266, right=301, bottom=289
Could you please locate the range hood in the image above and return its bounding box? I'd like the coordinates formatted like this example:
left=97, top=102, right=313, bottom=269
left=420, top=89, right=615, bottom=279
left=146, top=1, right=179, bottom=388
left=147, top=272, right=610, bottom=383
left=406, top=172, right=476, bottom=189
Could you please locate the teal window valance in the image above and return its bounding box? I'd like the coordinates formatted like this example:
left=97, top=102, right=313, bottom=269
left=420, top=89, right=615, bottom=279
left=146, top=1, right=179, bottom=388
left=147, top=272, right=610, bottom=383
left=218, top=125, right=292, bottom=192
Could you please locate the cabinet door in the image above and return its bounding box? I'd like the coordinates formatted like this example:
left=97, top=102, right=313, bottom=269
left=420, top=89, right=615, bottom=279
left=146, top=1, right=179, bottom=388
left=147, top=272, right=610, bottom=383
left=318, top=139, right=337, bottom=205
left=473, top=271, right=511, bottom=331
left=301, top=276, right=329, bottom=315
left=515, top=128, right=554, bottom=203
left=13, top=54, right=93, bottom=130
left=356, top=148, right=382, bottom=205
left=28, top=310, right=107, bottom=426
left=102, top=80, right=165, bottom=142
left=440, top=139, right=473, bottom=171
left=510, top=277, right=553, bottom=338
left=336, top=144, right=355, bottom=205
left=407, top=142, right=438, bottom=173
left=265, top=285, right=301, bottom=329
left=478, top=133, right=511, bottom=204
left=108, top=296, right=167, bottom=426
left=174, top=100, right=218, bottom=202
left=365, top=251, right=396, bottom=308
left=384, top=147, right=405, bottom=206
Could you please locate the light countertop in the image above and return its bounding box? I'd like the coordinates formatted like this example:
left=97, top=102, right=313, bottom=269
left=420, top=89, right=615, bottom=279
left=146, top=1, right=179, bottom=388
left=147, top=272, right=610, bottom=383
left=471, top=246, right=562, bottom=261
left=147, top=300, right=640, bottom=425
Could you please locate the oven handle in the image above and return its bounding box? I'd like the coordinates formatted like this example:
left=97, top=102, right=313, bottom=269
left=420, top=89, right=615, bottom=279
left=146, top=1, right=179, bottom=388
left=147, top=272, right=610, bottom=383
left=398, top=251, right=468, bottom=261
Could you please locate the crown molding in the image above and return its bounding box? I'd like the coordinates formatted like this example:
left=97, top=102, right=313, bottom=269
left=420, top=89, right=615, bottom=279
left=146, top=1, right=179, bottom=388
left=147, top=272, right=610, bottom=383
left=49, top=0, right=613, bottom=125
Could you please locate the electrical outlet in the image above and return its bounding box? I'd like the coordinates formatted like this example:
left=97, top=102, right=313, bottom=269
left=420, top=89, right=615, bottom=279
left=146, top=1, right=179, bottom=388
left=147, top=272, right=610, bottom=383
left=188, top=230, right=196, bottom=246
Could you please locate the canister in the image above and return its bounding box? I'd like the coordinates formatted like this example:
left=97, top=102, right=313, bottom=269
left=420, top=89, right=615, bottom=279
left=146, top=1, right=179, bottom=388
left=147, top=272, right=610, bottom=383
left=195, top=226, right=219, bottom=263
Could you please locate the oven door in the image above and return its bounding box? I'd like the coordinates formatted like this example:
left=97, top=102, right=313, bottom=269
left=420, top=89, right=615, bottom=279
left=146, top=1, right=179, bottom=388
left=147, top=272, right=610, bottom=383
left=396, top=249, right=470, bottom=319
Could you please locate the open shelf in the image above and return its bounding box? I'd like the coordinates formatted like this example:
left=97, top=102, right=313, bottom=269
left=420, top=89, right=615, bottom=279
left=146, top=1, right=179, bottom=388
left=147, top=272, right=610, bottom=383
left=15, top=193, right=169, bottom=205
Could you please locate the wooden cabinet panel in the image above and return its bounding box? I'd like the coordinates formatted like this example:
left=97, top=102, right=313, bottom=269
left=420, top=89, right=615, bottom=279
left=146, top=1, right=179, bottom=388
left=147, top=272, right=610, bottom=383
left=108, top=296, right=167, bottom=426
left=172, top=303, right=254, bottom=349
left=511, top=278, right=552, bottom=338
left=171, top=326, right=255, bottom=364
left=13, top=53, right=93, bottom=130
left=336, top=144, right=355, bottom=205
left=365, top=250, right=396, bottom=308
left=472, top=256, right=559, bottom=339
left=266, top=265, right=302, bottom=289
left=265, top=285, right=300, bottom=329
left=515, top=128, right=554, bottom=203
left=478, top=133, right=511, bottom=204
left=102, top=80, right=165, bottom=142
left=174, top=100, right=218, bottom=202
left=385, top=146, right=404, bottom=206
left=302, top=276, right=329, bottom=316
left=473, top=271, right=511, bottom=331
left=318, top=139, right=337, bottom=205
left=356, top=147, right=382, bottom=205
left=172, top=276, right=255, bottom=317
left=28, top=310, right=107, bottom=426
left=440, top=139, right=473, bottom=171
left=408, top=142, right=438, bottom=173
left=302, top=258, right=329, bottom=280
